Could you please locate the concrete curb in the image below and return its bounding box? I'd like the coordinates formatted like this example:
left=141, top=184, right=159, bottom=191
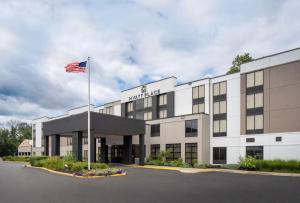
left=24, top=165, right=126, bottom=179
left=134, top=165, right=300, bottom=177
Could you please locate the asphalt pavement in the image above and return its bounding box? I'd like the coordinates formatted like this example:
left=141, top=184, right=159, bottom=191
left=0, top=161, right=299, bottom=203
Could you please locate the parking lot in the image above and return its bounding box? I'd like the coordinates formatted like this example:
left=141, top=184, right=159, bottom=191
left=0, top=161, right=300, bottom=203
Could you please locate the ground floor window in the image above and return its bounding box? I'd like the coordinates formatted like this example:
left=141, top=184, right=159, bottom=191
left=83, top=150, right=88, bottom=160
left=246, top=146, right=263, bottom=160
left=213, top=147, right=227, bottom=164
left=150, top=144, right=160, bottom=159
left=166, top=144, right=181, bottom=161
left=185, top=143, right=197, bottom=165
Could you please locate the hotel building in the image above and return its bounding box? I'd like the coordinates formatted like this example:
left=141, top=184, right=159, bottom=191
left=32, top=48, right=300, bottom=165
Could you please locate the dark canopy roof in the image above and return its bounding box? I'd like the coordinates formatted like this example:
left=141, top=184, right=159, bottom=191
left=43, top=112, right=145, bottom=136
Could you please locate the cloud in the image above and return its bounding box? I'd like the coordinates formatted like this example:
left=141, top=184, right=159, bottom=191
left=0, top=0, right=299, bottom=123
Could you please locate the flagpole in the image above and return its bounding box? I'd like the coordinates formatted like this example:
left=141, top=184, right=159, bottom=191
left=87, top=56, right=91, bottom=170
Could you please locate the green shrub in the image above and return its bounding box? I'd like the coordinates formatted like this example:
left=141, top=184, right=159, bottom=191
left=91, top=162, right=108, bottom=169
left=43, top=157, right=64, bottom=171
left=71, top=162, right=87, bottom=172
left=221, top=164, right=240, bottom=170
left=29, top=156, right=48, bottom=166
left=239, top=156, right=256, bottom=170
left=255, top=159, right=300, bottom=173
left=2, top=156, right=31, bottom=162
left=63, top=151, right=75, bottom=162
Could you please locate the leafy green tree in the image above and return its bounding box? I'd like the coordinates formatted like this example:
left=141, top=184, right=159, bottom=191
left=227, top=53, right=253, bottom=74
left=0, top=121, right=32, bottom=156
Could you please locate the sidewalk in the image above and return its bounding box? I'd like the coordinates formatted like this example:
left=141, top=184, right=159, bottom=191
left=134, top=165, right=300, bottom=177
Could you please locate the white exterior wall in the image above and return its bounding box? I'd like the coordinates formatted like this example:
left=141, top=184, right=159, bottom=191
left=113, top=104, right=121, bottom=116
left=174, top=79, right=210, bottom=116
left=210, top=73, right=241, bottom=164
left=32, top=117, right=49, bottom=148
left=67, top=105, right=94, bottom=115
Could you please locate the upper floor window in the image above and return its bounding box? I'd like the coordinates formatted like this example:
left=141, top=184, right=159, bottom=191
left=192, top=85, right=205, bottom=114
left=99, top=109, right=104, bottom=114
left=247, top=70, right=263, bottom=88
left=192, top=85, right=205, bottom=99
left=83, top=138, right=88, bottom=145
left=246, top=93, right=263, bottom=109
left=213, top=81, right=226, bottom=96
left=159, top=109, right=167, bottom=118
left=185, top=120, right=198, bottom=137
left=126, top=102, right=133, bottom=112
left=144, top=97, right=152, bottom=108
left=151, top=124, right=160, bottom=137
left=159, top=94, right=167, bottom=106
left=67, top=137, right=72, bottom=146
left=144, top=111, right=152, bottom=120
left=105, top=106, right=113, bottom=114
left=213, top=100, right=227, bottom=114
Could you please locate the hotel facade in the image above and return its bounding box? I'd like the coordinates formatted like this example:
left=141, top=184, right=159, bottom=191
left=32, top=48, right=300, bottom=165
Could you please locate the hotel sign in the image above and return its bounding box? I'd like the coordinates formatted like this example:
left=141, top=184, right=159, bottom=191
left=128, top=85, right=160, bottom=101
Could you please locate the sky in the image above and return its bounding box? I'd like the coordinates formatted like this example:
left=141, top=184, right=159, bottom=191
left=0, top=0, right=300, bottom=125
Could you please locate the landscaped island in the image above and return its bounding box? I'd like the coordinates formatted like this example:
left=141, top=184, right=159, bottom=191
left=2, top=153, right=125, bottom=177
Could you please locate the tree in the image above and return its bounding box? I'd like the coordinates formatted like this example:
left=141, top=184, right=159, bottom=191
left=0, top=121, right=32, bottom=156
left=227, top=53, right=253, bottom=74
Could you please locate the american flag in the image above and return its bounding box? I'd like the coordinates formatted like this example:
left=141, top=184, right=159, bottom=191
left=65, top=61, right=87, bottom=73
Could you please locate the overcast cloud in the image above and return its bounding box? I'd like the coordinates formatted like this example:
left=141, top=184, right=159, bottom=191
left=0, top=0, right=299, bottom=124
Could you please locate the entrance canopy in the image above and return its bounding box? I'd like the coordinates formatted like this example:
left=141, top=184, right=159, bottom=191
left=43, top=112, right=145, bottom=136
left=42, top=112, right=146, bottom=165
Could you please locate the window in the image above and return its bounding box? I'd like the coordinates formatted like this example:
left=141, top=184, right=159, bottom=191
left=136, top=99, right=144, bottom=110
left=83, top=138, right=88, bottom=145
left=159, top=109, right=167, bottom=118
left=193, top=103, right=205, bottom=114
left=144, top=97, right=152, bottom=108
left=32, top=124, right=36, bottom=148
left=83, top=150, right=88, bottom=160
left=67, top=137, right=72, bottom=146
left=99, top=109, right=104, bottom=114
left=246, top=146, right=263, bottom=160
left=144, top=112, right=152, bottom=120
left=105, top=106, right=113, bottom=114
left=185, top=143, right=197, bottom=165
left=246, top=71, right=263, bottom=88
left=159, top=94, right=167, bottom=106
left=246, top=138, right=255, bottom=142
left=126, top=102, right=133, bottom=112
left=246, top=115, right=263, bottom=131
left=192, top=85, right=205, bottom=99
left=213, top=101, right=226, bottom=114
left=276, top=137, right=282, bottom=142
left=150, top=144, right=160, bottom=159
left=213, top=81, right=227, bottom=137
left=213, top=82, right=226, bottom=96
left=185, top=120, right=198, bottom=137
left=247, top=93, right=263, bottom=109
left=213, top=147, right=227, bottom=164
left=166, top=144, right=181, bottom=161
left=213, top=120, right=227, bottom=135
left=151, top=124, right=160, bottom=137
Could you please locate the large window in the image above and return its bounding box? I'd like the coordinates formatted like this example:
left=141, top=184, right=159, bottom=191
left=99, top=109, right=104, bottom=114
left=213, top=81, right=227, bottom=137
left=185, top=120, right=198, bottom=137
left=150, top=144, right=160, bottom=159
left=67, top=137, right=72, bottom=146
left=213, top=147, right=227, bottom=164
left=192, top=85, right=205, bottom=114
left=144, top=111, right=152, bottom=120
left=126, top=102, right=133, bottom=112
left=83, top=138, right=88, bottom=145
left=135, top=112, right=144, bottom=120
left=246, top=146, right=263, bottom=160
left=105, top=106, right=113, bottom=114
left=144, top=97, right=152, bottom=108
left=166, top=144, right=181, bottom=161
left=185, top=143, right=197, bottom=165
left=159, top=109, right=167, bottom=118
left=246, top=70, right=264, bottom=134
left=159, top=94, right=167, bottom=106
left=151, top=124, right=160, bottom=137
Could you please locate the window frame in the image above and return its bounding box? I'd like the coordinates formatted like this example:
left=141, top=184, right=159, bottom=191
left=151, top=124, right=160, bottom=137
left=213, top=147, right=227, bottom=164
left=150, top=144, right=160, bottom=159
left=185, top=143, right=197, bottom=166
left=246, top=146, right=264, bottom=160
left=166, top=144, right=181, bottom=161
left=185, top=120, right=198, bottom=137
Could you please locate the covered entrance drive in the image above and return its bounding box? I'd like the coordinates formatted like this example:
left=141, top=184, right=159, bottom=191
left=42, top=112, right=145, bottom=165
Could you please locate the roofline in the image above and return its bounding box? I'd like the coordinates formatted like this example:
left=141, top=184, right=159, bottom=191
left=176, top=77, right=210, bottom=87
left=121, top=76, right=177, bottom=92
left=243, top=47, right=300, bottom=65
left=95, top=100, right=121, bottom=108
left=67, top=104, right=95, bottom=111
left=32, top=116, right=49, bottom=121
